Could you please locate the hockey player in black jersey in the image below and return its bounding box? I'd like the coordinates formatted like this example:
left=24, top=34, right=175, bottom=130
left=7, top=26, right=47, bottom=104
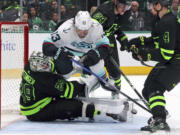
left=128, top=0, right=180, bottom=132
left=20, top=51, right=131, bottom=122
left=20, top=51, right=90, bottom=121
left=92, top=0, right=129, bottom=98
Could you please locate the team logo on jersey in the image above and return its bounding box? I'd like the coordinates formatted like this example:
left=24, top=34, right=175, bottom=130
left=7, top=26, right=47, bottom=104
left=55, top=80, right=66, bottom=91
left=71, top=41, right=93, bottom=49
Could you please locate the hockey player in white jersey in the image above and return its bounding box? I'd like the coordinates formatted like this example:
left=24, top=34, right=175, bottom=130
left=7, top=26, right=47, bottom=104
left=42, top=11, right=114, bottom=92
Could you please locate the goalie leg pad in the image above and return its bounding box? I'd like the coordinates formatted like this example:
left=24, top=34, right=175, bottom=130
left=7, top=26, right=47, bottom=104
left=79, top=97, right=136, bottom=122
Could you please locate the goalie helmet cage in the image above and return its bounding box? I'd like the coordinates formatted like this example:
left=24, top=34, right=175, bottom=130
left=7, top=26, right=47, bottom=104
left=0, top=22, right=29, bottom=129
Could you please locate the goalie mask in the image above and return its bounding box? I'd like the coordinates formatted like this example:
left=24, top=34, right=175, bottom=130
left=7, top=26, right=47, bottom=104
left=29, top=51, right=53, bottom=72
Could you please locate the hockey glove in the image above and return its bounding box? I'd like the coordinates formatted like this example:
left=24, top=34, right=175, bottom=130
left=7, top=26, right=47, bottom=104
left=54, top=47, right=74, bottom=75
left=116, top=34, right=130, bottom=52
left=132, top=48, right=151, bottom=61
left=128, top=36, right=146, bottom=49
left=120, top=38, right=130, bottom=52
left=82, top=49, right=100, bottom=67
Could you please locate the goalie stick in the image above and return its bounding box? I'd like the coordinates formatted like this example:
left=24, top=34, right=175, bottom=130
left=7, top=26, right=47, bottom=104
left=71, top=58, right=151, bottom=114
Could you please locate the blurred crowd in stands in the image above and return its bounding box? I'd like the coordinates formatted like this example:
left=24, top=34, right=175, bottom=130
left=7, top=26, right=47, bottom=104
left=0, top=0, right=180, bottom=32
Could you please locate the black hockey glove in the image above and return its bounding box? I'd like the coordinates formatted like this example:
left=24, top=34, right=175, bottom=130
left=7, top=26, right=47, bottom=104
left=82, top=49, right=100, bottom=67
left=54, top=47, right=74, bottom=75
left=132, top=48, right=151, bottom=61
left=116, top=35, right=130, bottom=52
left=120, top=38, right=130, bottom=52
left=128, top=36, right=146, bottom=49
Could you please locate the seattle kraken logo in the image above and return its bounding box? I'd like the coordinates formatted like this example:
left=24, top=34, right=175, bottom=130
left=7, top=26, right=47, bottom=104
left=71, top=41, right=93, bottom=49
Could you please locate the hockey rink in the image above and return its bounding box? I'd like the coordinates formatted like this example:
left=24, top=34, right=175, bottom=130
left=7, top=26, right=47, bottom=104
left=1, top=75, right=180, bottom=135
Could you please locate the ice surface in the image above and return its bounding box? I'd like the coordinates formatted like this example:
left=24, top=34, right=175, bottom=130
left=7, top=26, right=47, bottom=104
left=0, top=75, right=180, bottom=135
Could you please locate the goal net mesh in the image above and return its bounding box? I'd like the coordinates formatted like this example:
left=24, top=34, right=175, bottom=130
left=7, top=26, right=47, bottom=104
left=0, top=23, right=28, bottom=115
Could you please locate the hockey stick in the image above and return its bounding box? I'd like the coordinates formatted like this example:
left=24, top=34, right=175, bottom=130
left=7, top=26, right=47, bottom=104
left=71, top=58, right=151, bottom=114
left=131, top=46, right=166, bottom=69
left=71, top=58, right=118, bottom=93
left=109, top=56, right=150, bottom=110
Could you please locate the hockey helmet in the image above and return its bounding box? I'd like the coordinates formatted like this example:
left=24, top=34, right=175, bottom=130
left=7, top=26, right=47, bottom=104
left=149, top=0, right=170, bottom=7
left=116, top=0, right=127, bottom=5
left=74, top=11, right=93, bottom=30
left=29, top=51, right=53, bottom=72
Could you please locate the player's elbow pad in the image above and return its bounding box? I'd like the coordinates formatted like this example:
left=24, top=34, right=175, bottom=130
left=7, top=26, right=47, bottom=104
left=97, top=46, right=109, bottom=60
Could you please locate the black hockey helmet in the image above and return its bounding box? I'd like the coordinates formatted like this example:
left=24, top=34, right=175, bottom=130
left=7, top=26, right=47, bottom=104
left=117, top=0, right=127, bottom=4
left=114, top=0, right=127, bottom=6
left=149, top=0, right=171, bottom=7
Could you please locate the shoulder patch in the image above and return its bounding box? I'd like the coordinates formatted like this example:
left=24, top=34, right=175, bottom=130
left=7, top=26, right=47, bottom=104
left=93, top=12, right=107, bottom=24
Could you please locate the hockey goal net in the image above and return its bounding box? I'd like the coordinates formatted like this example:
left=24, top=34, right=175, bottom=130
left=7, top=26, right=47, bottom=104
left=0, top=22, right=29, bottom=128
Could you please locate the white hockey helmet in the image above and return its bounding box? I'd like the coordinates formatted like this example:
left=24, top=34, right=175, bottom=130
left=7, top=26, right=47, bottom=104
left=29, top=51, right=53, bottom=72
left=74, top=11, right=93, bottom=30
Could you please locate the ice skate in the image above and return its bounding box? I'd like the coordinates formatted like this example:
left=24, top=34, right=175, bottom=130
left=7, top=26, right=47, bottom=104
left=141, top=117, right=170, bottom=132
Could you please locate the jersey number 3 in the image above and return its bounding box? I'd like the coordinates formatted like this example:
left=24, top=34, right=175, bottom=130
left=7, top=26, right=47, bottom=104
left=51, top=31, right=61, bottom=42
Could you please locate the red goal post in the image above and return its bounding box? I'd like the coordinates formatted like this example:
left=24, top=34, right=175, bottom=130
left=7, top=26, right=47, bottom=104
left=0, top=22, right=29, bottom=128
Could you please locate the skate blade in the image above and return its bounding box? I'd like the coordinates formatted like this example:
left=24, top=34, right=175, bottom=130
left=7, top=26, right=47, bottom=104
left=141, top=130, right=170, bottom=135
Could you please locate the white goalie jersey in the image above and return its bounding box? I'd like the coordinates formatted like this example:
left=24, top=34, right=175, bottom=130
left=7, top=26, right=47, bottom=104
left=43, top=18, right=110, bottom=56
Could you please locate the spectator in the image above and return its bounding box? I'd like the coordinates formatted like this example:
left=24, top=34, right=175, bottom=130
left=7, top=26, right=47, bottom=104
left=136, top=0, right=148, bottom=12
left=40, top=0, right=52, bottom=23
left=144, top=2, right=157, bottom=31
left=171, top=0, right=180, bottom=17
left=90, top=6, right=97, bottom=16
left=22, top=12, right=29, bottom=22
left=126, top=1, right=145, bottom=31
left=26, top=0, right=41, bottom=16
left=60, top=5, right=69, bottom=21
left=67, top=5, right=77, bottom=18
left=62, top=0, right=73, bottom=9
left=0, top=10, right=4, bottom=21
left=15, top=12, right=29, bottom=22
left=3, top=1, right=20, bottom=21
left=28, top=7, right=44, bottom=32
left=51, top=0, right=58, bottom=13
left=48, top=12, right=59, bottom=31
